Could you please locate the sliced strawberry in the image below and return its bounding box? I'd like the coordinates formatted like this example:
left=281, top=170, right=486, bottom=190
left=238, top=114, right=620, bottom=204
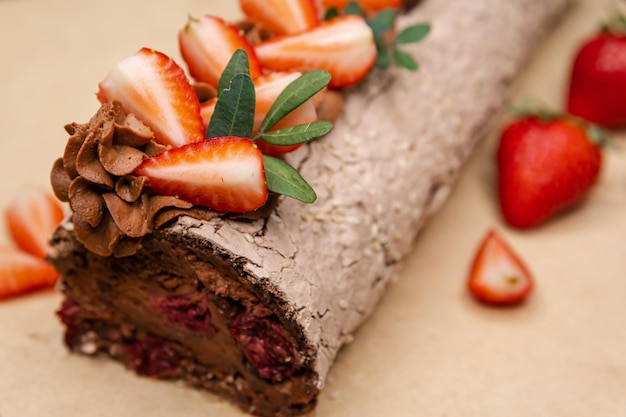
left=134, top=137, right=268, bottom=213
left=5, top=188, right=64, bottom=259
left=467, top=230, right=534, bottom=306
left=240, top=0, right=320, bottom=36
left=0, top=246, right=59, bottom=300
left=201, top=71, right=318, bottom=156
left=179, top=15, right=263, bottom=89
left=97, top=47, right=204, bottom=148
left=254, top=15, right=377, bottom=89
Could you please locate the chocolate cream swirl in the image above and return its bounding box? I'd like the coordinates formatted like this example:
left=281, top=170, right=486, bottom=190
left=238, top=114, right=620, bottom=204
left=51, top=101, right=273, bottom=258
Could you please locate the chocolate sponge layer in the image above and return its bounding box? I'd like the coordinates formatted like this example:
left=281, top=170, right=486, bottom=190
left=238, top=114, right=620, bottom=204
left=49, top=0, right=572, bottom=415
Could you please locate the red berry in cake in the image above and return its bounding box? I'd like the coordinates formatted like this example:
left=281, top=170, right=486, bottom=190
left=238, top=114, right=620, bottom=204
left=156, top=294, right=215, bottom=334
left=230, top=311, right=297, bottom=381
left=467, top=229, right=534, bottom=306
left=120, top=335, right=182, bottom=378
left=240, top=0, right=320, bottom=36
left=254, top=15, right=377, bottom=89
left=497, top=115, right=602, bottom=228
left=134, top=136, right=268, bottom=213
left=0, top=246, right=59, bottom=299
left=566, top=24, right=626, bottom=127
left=56, top=298, right=82, bottom=346
left=179, top=15, right=263, bottom=88
left=4, top=188, right=64, bottom=259
left=97, top=47, right=205, bottom=148
left=201, top=71, right=318, bottom=156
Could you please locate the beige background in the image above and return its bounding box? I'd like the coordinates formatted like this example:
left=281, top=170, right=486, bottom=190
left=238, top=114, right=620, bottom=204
left=1, top=0, right=625, bottom=416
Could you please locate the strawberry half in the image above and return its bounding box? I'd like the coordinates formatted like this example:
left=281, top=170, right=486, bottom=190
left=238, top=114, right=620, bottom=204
left=134, top=137, right=268, bottom=213
left=97, top=47, right=205, bottom=148
left=467, top=229, right=534, bottom=306
left=254, top=15, right=377, bottom=89
left=5, top=188, right=64, bottom=259
left=0, top=246, right=59, bottom=300
left=240, top=0, right=320, bottom=36
left=201, top=71, right=318, bottom=156
left=179, top=15, right=263, bottom=89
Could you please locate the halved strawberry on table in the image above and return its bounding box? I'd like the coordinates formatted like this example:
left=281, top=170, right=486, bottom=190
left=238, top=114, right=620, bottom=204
left=179, top=15, right=263, bottom=89
left=254, top=15, right=377, bottom=89
left=97, top=47, right=205, bottom=148
left=201, top=71, right=319, bottom=156
left=0, top=246, right=59, bottom=300
left=467, top=229, right=534, bottom=306
left=134, top=136, right=268, bottom=213
left=5, top=188, right=64, bottom=259
left=240, top=0, right=320, bottom=36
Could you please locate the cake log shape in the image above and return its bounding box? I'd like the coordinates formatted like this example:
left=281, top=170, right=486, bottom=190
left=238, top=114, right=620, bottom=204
left=49, top=0, right=572, bottom=416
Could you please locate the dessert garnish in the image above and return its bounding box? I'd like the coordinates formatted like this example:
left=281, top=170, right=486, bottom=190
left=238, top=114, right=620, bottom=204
left=48, top=0, right=429, bottom=259
left=467, top=229, right=534, bottom=306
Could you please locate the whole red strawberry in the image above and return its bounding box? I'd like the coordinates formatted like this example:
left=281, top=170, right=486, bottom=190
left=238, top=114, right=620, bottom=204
left=497, top=115, right=602, bottom=229
left=566, top=20, right=626, bottom=127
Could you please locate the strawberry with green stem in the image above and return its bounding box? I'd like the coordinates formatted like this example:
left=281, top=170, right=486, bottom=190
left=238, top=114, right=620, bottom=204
left=497, top=109, right=604, bottom=229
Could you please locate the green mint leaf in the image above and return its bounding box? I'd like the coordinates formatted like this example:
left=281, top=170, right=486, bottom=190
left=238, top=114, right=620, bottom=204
left=256, top=121, right=333, bottom=146
left=395, top=23, right=430, bottom=44
left=263, top=155, right=316, bottom=203
left=217, top=49, right=251, bottom=97
left=375, top=46, right=391, bottom=69
left=324, top=6, right=340, bottom=20
left=260, top=70, right=331, bottom=133
left=206, top=72, right=255, bottom=138
left=394, top=48, right=418, bottom=71
left=367, top=9, right=396, bottom=43
left=344, top=1, right=363, bottom=15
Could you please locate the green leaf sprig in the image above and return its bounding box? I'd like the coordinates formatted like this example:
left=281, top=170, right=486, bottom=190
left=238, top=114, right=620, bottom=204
left=325, top=1, right=430, bottom=71
left=207, top=49, right=333, bottom=204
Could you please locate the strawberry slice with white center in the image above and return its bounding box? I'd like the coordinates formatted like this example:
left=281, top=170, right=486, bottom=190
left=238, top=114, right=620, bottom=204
left=97, top=47, right=205, bottom=148
left=254, top=15, right=377, bottom=89
left=0, top=246, right=59, bottom=299
left=467, top=229, right=534, bottom=306
left=5, top=188, right=65, bottom=259
left=179, top=15, right=263, bottom=89
left=201, top=71, right=318, bottom=156
left=240, top=0, right=320, bottom=36
left=134, top=137, right=268, bottom=213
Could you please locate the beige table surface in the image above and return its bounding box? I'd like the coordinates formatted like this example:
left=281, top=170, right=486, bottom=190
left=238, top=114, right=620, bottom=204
left=1, top=0, right=625, bottom=416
